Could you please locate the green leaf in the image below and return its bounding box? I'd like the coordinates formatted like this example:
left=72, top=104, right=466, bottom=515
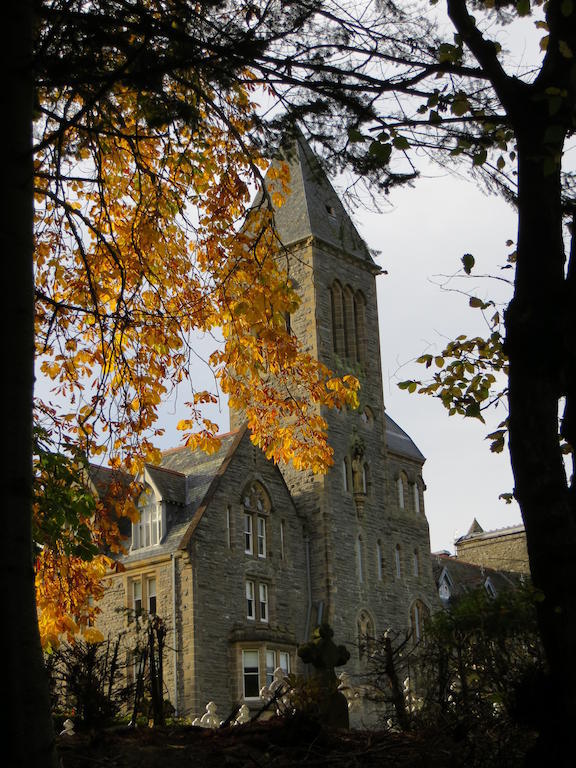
left=473, top=148, right=488, bottom=166
left=517, top=0, right=530, bottom=16
left=461, top=253, right=475, bottom=274
left=392, top=136, right=410, bottom=150
left=369, top=141, right=392, bottom=164
left=348, top=128, right=366, bottom=143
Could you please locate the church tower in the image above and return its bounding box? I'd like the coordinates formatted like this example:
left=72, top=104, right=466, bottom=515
left=231, top=133, right=438, bottom=673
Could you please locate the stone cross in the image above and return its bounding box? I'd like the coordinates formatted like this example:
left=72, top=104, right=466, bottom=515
left=298, top=624, right=350, bottom=728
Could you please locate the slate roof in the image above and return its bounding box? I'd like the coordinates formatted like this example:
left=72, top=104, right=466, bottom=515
left=266, top=131, right=376, bottom=264
left=385, top=413, right=425, bottom=462
left=432, top=553, right=522, bottom=604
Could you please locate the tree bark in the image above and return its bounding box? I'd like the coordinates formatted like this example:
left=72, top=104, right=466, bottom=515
left=506, top=120, right=576, bottom=764
left=2, top=3, right=57, bottom=766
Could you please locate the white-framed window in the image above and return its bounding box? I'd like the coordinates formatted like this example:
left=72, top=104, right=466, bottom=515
left=259, top=583, right=269, bottom=623
left=133, top=502, right=162, bottom=549
left=242, top=650, right=260, bottom=698
left=132, top=579, right=142, bottom=615
left=257, top=516, right=267, bottom=558
left=246, top=580, right=255, bottom=620
left=395, top=544, right=402, bottom=578
left=376, top=540, right=384, bottom=581
left=147, top=576, right=157, bottom=614
left=413, top=483, right=421, bottom=515
left=265, top=649, right=291, bottom=686
left=413, top=549, right=420, bottom=578
left=244, top=513, right=253, bottom=554
left=397, top=476, right=405, bottom=509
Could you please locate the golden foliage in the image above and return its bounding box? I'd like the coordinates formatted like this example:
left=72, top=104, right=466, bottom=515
left=34, top=77, right=358, bottom=646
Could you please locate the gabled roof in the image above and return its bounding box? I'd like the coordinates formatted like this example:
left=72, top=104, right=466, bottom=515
left=266, top=131, right=376, bottom=265
left=385, top=413, right=425, bottom=463
left=121, top=430, right=246, bottom=564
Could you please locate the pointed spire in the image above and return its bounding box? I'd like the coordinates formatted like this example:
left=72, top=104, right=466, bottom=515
left=466, top=518, right=484, bottom=537
left=265, top=130, right=375, bottom=264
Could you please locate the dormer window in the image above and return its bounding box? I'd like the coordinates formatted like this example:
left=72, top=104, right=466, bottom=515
left=132, top=500, right=162, bottom=550
left=485, top=578, right=497, bottom=598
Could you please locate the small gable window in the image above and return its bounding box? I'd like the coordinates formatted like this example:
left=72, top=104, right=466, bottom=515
left=133, top=491, right=162, bottom=550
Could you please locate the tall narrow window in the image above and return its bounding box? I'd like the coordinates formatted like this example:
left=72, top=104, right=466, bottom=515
left=278, top=652, right=290, bottom=675
left=265, top=650, right=276, bottom=686
left=147, top=576, right=157, bottom=614
left=343, top=286, right=357, bottom=360
left=242, top=650, right=260, bottom=698
left=413, top=549, right=420, bottom=578
left=410, top=601, right=430, bottom=643
left=376, top=540, right=383, bottom=581
left=331, top=281, right=345, bottom=356
left=362, top=463, right=370, bottom=495
left=413, top=483, right=421, bottom=515
left=257, top=516, right=267, bottom=558
left=226, top=505, right=232, bottom=548
left=280, top=520, right=286, bottom=560
left=259, top=583, right=269, bottom=623
left=132, top=580, right=142, bottom=615
left=356, top=536, right=364, bottom=583
left=246, top=580, right=255, bottom=620
left=354, top=292, right=367, bottom=364
left=342, top=456, right=350, bottom=492
left=397, top=476, right=405, bottom=509
left=244, top=514, right=253, bottom=554
left=395, top=544, right=402, bottom=578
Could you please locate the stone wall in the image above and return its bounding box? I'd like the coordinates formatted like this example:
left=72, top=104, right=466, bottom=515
left=456, top=529, right=529, bottom=574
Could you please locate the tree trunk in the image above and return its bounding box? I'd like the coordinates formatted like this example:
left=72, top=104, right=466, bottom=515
left=506, top=125, right=576, bottom=765
left=2, top=4, right=57, bottom=766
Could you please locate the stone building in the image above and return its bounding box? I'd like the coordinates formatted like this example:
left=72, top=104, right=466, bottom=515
left=454, top=518, right=529, bottom=575
left=95, top=133, right=439, bottom=723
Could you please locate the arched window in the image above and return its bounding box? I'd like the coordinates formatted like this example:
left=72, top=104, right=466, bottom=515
left=354, top=291, right=367, bottom=364
left=330, top=281, right=345, bottom=356
left=242, top=482, right=271, bottom=559
left=410, top=600, right=430, bottom=643
left=395, top=544, right=402, bottom=578
left=357, top=609, right=375, bottom=660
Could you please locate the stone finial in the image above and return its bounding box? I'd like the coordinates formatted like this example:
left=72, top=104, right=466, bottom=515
left=192, top=701, right=222, bottom=729
left=59, top=719, right=75, bottom=736
left=233, top=704, right=251, bottom=726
